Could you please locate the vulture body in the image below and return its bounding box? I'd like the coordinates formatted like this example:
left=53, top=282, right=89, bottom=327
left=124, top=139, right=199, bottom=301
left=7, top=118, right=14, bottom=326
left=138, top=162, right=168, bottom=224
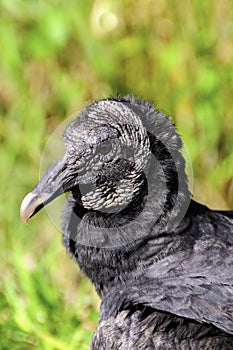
left=21, top=96, right=233, bottom=349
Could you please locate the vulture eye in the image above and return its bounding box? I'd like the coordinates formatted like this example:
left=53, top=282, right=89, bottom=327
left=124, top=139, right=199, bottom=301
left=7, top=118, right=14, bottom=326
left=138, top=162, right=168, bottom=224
left=99, top=140, right=112, bottom=155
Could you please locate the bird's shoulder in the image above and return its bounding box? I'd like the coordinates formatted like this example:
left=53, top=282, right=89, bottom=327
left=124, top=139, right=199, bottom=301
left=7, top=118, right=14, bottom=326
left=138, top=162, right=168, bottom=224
left=99, top=201, right=233, bottom=335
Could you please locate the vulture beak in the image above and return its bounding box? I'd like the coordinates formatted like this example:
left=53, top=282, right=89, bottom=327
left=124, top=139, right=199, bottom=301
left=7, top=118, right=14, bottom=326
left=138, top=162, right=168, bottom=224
left=20, top=159, right=68, bottom=224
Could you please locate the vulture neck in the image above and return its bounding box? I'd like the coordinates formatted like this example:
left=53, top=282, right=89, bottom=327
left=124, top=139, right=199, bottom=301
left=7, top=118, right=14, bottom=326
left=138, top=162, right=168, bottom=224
left=62, top=147, right=190, bottom=297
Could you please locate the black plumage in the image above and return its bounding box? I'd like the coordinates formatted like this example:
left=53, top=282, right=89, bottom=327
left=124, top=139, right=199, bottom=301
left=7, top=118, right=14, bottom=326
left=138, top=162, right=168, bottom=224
left=21, top=96, right=233, bottom=349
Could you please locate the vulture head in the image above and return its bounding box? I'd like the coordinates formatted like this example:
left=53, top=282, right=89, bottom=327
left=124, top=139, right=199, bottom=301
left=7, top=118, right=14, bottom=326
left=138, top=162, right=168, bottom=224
left=20, top=96, right=190, bottom=249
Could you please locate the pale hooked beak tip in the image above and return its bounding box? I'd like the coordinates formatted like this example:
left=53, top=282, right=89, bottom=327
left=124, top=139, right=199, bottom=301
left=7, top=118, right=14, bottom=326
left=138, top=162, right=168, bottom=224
left=20, top=192, right=42, bottom=224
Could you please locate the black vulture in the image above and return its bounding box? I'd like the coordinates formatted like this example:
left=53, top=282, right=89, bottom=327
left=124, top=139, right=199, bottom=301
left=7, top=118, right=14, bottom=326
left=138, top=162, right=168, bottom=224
left=20, top=96, right=233, bottom=349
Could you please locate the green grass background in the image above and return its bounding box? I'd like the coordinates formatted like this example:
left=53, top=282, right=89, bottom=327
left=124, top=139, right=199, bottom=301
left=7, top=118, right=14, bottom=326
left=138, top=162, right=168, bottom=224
left=0, top=0, right=232, bottom=349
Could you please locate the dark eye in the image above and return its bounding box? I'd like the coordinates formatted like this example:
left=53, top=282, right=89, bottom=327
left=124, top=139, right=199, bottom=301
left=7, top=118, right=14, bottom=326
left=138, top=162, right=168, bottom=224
left=99, top=140, right=112, bottom=155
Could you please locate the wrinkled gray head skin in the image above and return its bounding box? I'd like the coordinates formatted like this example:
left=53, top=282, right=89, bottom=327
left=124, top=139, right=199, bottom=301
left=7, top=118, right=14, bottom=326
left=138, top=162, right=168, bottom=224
left=21, top=96, right=191, bottom=248
left=63, top=99, right=150, bottom=212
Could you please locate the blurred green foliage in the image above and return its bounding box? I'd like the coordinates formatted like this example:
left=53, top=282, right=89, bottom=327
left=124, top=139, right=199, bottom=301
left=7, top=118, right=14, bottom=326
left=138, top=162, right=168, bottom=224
left=0, top=0, right=232, bottom=348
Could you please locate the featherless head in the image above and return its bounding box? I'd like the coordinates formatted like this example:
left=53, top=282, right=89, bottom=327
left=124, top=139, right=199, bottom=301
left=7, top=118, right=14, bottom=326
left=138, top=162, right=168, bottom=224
left=20, top=96, right=191, bottom=246
left=62, top=99, right=151, bottom=212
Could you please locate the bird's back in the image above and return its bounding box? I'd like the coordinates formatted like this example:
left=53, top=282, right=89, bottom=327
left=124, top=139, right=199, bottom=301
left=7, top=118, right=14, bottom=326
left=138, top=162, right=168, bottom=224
left=91, top=201, right=233, bottom=349
left=91, top=307, right=233, bottom=349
